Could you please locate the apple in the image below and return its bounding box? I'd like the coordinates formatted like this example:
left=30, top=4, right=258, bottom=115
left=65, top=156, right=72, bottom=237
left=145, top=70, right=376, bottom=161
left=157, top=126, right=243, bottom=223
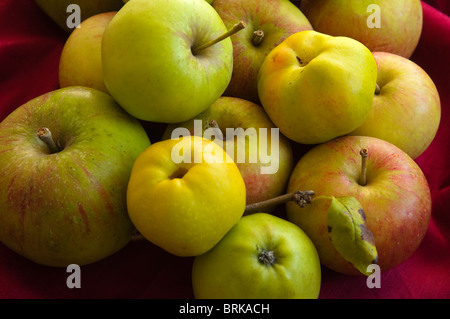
left=348, top=51, right=441, bottom=160
left=257, top=30, right=378, bottom=145
left=212, top=0, right=312, bottom=103
left=59, top=12, right=116, bottom=94
left=0, top=86, right=151, bottom=267
left=297, top=0, right=423, bottom=59
left=126, top=135, right=246, bottom=257
left=34, top=0, right=123, bottom=33
left=192, top=212, right=321, bottom=299
left=286, top=135, right=432, bottom=275
left=102, top=0, right=240, bottom=123
left=162, top=96, right=294, bottom=212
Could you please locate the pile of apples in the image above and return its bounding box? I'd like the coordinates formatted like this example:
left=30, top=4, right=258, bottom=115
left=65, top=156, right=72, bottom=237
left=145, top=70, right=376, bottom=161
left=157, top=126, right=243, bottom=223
left=0, top=0, right=442, bottom=299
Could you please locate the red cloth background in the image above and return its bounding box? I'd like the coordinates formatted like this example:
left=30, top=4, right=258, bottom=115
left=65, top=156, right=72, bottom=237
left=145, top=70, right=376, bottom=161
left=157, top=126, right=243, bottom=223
left=0, top=0, right=449, bottom=299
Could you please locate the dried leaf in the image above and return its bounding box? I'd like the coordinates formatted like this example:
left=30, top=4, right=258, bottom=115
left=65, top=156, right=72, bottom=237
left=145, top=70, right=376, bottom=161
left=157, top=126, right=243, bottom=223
left=326, top=196, right=378, bottom=276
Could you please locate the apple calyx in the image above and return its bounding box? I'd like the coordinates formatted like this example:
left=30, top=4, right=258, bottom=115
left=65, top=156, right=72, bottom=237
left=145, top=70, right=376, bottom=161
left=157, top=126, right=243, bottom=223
left=244, top=190, right=315, bottom=214
left=169, top=167, right=189, bottom=180
left=37, top=127, right=60, bottom=154
left=296, top=56, right=307, bottom=67
left=258, top=250, right=276, bottom=266
left=191, top=21, right=246, bottom=55
left=359, top=148, right=368, bottom=186
left=252, top=30, right=264, bottom=46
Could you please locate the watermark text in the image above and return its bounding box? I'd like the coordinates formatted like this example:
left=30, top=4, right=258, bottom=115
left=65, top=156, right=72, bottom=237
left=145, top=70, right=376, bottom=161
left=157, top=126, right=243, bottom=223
left=170, top=120, right=280, bottom=174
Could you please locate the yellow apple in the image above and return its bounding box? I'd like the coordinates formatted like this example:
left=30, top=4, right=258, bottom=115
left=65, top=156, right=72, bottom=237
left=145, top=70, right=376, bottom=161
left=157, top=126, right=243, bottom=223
left=34, top=0, right=123, bottom=33
left=257, top=30, right=377, bottom=144
left=126, top=136, right=246, bottom=257
left=59, top=12, right=116, bottom=94
left=162, top=96, right=294, bottom=212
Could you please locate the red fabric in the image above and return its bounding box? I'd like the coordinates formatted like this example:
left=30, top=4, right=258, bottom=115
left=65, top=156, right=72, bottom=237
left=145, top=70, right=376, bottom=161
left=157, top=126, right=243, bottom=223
left=0, top=0, right=449, bottom=299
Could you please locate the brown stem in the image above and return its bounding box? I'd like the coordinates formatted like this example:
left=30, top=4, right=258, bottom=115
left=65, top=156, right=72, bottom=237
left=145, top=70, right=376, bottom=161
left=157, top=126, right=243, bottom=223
left=202, top=119, right=226, bottom=141
left=375, top=83, right=381, bottom=95
left=37, top=127, right=60, bottom=153
left=252, top=30, right=264, bottom=46
left=359, top=148, right=368, bottom=186
left=131, top=191, right=315, bottom=243
left=244, top=190, right=315, bottom=214
left=192, top=21, right=245, bottom=55
left=131, top=233, right=145, bottom=242
left=203, top=119, right=219, bottom=130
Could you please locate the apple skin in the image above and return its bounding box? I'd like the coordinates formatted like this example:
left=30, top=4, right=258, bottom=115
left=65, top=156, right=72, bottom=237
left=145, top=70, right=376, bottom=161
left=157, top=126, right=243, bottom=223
left=348, top=52, right=441, bottom=160
left=162, top=96, right=294, bottom=212
left=192, top=212, right=321, bottom=299
left=102, top=0, right=233, bottom=123
left=34, top=0, right=123, bottom=33
left=0, top=86, right=151, bottom=267
left=59, top=12, right=116, bottom=94
left=212, top=0, right=312, bottom=104
left=258, top=30, right=378, bottom=144
left=286, top=136, right=432, bottom=275
left=297, top=0, right=423, bottom=59
left=127, top=136, right=246, bottom=257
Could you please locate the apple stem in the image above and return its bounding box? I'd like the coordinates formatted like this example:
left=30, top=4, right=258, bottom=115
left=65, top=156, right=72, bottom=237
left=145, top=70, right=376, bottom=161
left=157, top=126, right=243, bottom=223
left=131, top=233, right=145, bottom=242
left=204, top=119, right=219, bottom=130
left=203, top=119, right=224, bottom=138
left=375, top=83, right=381, bottom=95
left=359, top=148, right=368, bottom=186
left=252, top=30, right=264, bottom=46
left=191, top=21, right=245, bottom=55
left=37, top=127, right=60, bottom=154
left=244, top=190, right=315, bottom=214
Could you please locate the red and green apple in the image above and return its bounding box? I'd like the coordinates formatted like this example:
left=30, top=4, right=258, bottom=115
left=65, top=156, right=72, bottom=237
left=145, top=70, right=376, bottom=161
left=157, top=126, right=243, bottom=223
left=286, top=135, right=432, bottom=275
left=348, top=51, right=441, bottom=160
left=0, top=86, right=151, bottom=267
left=212, top=0, right=313, bottom=103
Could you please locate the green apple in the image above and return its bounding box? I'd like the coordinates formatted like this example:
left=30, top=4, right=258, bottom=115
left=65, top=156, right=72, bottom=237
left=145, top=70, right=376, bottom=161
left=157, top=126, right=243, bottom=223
left=0, top=86, right=151, bottom=267
left=257, top=30, right=378, bottom=144
left=286, top=136, right=432, bottom=275
left=127, top=136, right=246, bottom=257
left=59, top=12, right=116, bottom=94
left=297, top=0, right=423, bottom=59
left=34, top=0, right=123, bottom=33
left=348, top=51, right=441, bottom=160
left=212, top=0, right=312, bottom=103
left=162, top=96, right=294, bottom=212
left=192, top=212, right=321, bottom=299
left=102, top=0, right=238, bottom=123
